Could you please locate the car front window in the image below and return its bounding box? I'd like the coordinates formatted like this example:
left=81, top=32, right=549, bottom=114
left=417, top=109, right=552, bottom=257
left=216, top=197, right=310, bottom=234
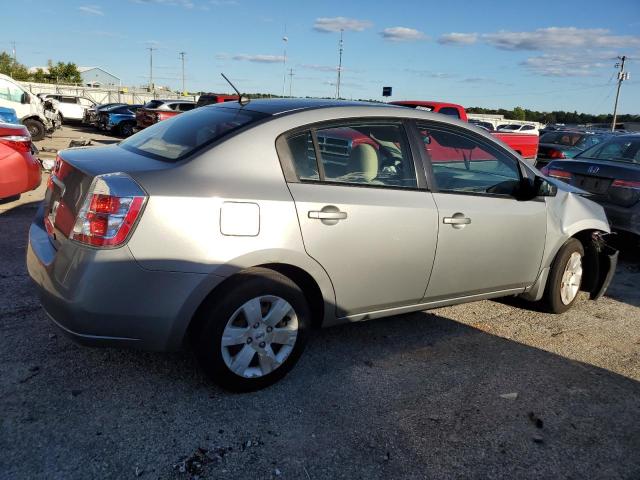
left=418, top=124, right=521, bottom=195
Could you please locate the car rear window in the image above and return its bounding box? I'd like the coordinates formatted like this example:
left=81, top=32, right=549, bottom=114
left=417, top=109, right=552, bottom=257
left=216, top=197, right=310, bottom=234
left=120, top=106, right=267, bottom=161
left=144, top=100, right=164, bottom=109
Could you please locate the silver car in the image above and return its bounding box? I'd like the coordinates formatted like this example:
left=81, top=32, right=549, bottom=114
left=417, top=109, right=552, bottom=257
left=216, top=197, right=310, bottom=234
left=27, top=99, right=618, bottom=391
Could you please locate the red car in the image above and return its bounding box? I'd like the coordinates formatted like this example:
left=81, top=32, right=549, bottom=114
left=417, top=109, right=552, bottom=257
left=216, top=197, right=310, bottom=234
left=0, top=123, right=41, bottom=201
left=135, top=100, right=195, bottom=130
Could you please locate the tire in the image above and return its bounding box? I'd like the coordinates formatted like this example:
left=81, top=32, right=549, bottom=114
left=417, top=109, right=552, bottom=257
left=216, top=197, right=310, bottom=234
left=119, top=122, right=134, bottom=137
left=23, top=119, right=45, bottom=141
left=542, top=238, right=585, bottom=313
left=193, top=267, right=311, bottom=392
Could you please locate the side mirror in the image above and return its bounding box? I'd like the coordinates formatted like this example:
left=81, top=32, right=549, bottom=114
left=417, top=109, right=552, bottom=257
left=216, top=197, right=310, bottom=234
left=21, top=92, right=31, bottom=104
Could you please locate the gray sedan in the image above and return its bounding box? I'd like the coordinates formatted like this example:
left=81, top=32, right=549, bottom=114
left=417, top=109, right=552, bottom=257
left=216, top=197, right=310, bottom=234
left=27, top=99, right=618, bottom=391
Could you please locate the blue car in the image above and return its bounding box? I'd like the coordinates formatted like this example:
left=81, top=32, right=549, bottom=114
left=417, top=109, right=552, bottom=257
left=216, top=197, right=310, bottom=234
left=0, top=106, right=19, bottom=124
left=98, top=104, right=142, bottom=137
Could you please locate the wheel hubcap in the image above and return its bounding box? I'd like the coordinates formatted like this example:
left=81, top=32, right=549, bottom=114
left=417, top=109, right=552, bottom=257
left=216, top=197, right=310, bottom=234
left=221, top=295, right=298, bottom=378
left=560, top=252, right=583, bottom=305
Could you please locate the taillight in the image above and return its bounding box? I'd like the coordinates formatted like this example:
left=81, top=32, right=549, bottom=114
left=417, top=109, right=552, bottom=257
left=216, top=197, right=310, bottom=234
left=541, top=166, right=572, bottom=181
left=71, top=172, right=147, bottom=248
left=0, top=134, right=32, bottom=153
left=549, top=149, right=566, bottom=159
left=611, top=179, right=640, bottom=190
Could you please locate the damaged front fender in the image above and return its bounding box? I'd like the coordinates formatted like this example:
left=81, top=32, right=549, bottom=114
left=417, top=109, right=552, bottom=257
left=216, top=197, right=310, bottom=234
left=582, top=232, right=619, bottom=300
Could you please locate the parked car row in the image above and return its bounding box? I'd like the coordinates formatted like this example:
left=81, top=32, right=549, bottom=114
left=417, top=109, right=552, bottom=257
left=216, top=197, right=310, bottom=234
left=80, top=93, right=239, bottom=137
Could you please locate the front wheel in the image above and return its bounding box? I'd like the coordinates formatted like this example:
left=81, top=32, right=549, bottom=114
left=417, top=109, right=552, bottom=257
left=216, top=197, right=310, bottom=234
left=542, top=238, right=585, bottom=313
left=193, top=268, right=311, bottom=392
left=23, top=119, right=45, bottom=141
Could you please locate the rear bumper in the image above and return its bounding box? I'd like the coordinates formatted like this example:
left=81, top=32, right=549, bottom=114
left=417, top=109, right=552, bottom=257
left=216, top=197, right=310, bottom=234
left=601, top=202, right=640, bottom=237
left=27, top=206, right=222, bottom=351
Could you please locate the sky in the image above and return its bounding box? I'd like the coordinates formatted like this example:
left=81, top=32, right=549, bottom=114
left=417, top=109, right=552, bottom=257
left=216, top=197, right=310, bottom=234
left=3, top=0, right=640, bottom=114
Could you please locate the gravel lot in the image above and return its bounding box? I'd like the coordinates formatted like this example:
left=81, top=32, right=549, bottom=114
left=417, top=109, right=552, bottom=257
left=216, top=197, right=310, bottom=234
left=1, top=126, right=639, bottom=479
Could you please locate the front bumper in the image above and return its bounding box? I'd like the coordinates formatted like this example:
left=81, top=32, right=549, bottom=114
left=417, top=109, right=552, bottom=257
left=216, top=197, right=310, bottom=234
left=27, top=206, right=220, bottom=351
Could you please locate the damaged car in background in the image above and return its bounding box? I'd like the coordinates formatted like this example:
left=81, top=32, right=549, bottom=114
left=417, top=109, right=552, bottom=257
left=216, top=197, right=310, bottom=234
left=27, top=98, right=618, bottom=392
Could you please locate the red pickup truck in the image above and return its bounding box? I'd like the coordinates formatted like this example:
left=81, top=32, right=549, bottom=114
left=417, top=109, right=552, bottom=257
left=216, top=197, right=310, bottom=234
left=391, top=101, right=539, bottom=161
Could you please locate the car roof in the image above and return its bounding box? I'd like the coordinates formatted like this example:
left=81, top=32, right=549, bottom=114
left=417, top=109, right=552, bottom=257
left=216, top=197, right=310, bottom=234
left=210, top=98, right=394, bottom=116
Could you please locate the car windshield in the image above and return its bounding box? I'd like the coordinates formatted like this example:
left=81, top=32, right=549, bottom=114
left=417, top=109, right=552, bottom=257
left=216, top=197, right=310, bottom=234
left=120, top=106, right=267, bottom=161
left=576, top=137, right=640, bottom=164
left=144, top=100, right=164, bottom=109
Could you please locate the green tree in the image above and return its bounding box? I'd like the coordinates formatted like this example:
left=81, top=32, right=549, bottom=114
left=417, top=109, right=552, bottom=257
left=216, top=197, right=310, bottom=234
left=45, top=60, right=82, bottom=84
left=512, top=106, right=526, bottom=121
left=0, top=51, right=30, bottom=80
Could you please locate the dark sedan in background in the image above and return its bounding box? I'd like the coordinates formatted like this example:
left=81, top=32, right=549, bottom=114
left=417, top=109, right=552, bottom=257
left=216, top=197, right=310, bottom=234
left=541, top=134, right=640, bottom=238
left=536, top=130, right=614, bottom=167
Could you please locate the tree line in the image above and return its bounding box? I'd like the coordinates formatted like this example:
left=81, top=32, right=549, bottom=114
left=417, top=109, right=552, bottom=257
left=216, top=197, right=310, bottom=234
left=466, top=105, right=638, bottom=125
left=0, top=52, right=82, bottom=84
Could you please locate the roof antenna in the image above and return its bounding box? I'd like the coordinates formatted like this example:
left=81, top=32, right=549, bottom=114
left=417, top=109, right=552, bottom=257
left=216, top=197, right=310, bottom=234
left=220, top=73, right=250, bottom=106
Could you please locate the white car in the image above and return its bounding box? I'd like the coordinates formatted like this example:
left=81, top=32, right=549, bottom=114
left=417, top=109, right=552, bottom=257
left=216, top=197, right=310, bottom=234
left=0, top=73, right=52, bottom=140
left=38, top=94, right=95, bottom=122
left=497, top=123, right=539, bottom=134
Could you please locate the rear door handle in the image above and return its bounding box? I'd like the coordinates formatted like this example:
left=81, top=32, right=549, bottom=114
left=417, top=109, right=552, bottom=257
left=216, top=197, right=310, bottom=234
left=308, top=211, right=347, bottom=220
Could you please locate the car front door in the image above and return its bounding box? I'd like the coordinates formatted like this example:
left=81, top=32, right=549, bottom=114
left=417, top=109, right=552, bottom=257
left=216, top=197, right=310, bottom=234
left=278, top=120, right=439, bottom=317
left=414, top=122, right=547, bottom=300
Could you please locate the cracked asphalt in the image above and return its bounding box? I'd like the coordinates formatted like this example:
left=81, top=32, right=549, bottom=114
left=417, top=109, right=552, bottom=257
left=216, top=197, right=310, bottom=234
left=1, top=127, right=639, bottom=479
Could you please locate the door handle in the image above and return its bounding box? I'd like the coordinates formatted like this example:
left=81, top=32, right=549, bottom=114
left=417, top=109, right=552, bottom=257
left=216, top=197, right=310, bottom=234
left=443, top=216, right=471, bottom=225
left=443, top=213, right=471, bottom=229
left=308, top=210, right=347, bottom=220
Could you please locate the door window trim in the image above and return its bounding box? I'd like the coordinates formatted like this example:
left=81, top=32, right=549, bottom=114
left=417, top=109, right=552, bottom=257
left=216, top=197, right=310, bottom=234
left=275, top=117, right=429, bottom=191
left=408, top=120, right=527, bottom=199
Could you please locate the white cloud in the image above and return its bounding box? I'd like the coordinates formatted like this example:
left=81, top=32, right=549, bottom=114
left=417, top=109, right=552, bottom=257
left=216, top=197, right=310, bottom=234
left=483, top=27, right=640, bottom=51
left=132, top=0, right=196, bottom=8
left=380, top=27, right=426, bottom=42
left=521, top=53, right=607, bottom=77
left=438, top=32, right=478, bottom=45
left=313, top=17, right=372, bottom=33
left=232, top=54, right=285, bottom=63
left=79, top=5, right=104, bottom=15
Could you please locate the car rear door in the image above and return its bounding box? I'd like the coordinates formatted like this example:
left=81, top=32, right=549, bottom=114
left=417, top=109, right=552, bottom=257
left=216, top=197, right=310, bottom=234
left=277, top=119, right=439, bottom=317
left=413, top=121, right=547, bottom=300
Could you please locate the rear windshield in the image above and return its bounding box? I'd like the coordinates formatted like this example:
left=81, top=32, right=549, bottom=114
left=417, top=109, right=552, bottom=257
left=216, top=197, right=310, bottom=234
left=144, top=100, right=164, bottom=109
left=120, top=106, right=267, bottom=161
left=540, top=132, right=585, bottom=146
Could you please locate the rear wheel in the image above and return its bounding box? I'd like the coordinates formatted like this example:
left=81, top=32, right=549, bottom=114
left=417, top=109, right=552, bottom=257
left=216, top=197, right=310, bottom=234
left=23, top=119, right=45, bottom=141
left=542, top=238, right=585, bottom=313
left=119, top=122, right=135, bottom=137
left=193, top=268, right=311, bottom=392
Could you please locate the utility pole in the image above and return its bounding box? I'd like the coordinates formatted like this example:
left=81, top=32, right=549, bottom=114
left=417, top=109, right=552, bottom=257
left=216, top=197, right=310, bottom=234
left=282, top=29, right=288, bottom=97
left=336, top=29, right=344, bottom=99
left=288, top=68, right=294, bottom=97
left=179, top=51, right=186, bottom=94
left=10, top=41, right=16, bottom=78
left=611, top=55, right=629, bottom=132
left=147, top=46, right=156, bottom=92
